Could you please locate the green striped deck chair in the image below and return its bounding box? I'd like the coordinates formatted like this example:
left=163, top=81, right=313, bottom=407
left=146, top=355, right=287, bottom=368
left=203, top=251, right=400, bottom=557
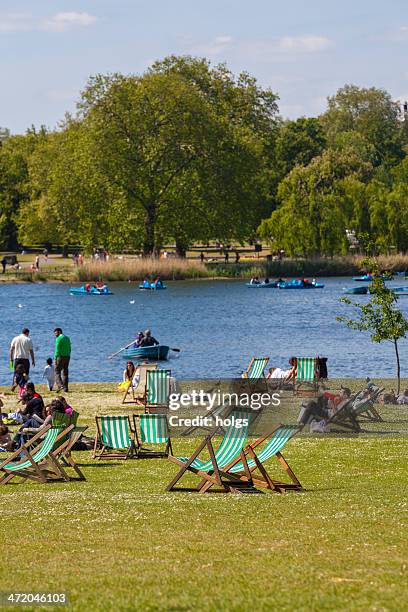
left=122, top=363, right=158, bottom=405
left=0, top=426, right=72, bottom=485
left=242, top=357, right=269, bottom=391
left=226, top=425, right=303, bottom=493
left=294, top=357, right=318, bottom=396
left=145, top=369, right=171, bottom=412
left=133, top=414, right=172, bottom=458
left=166, top=411, right=255, bottom=493
left=93, top=415, right=136, bottom=459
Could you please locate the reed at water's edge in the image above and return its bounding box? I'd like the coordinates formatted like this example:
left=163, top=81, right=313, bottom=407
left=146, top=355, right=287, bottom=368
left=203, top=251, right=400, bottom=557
left=2, top=253, right=407, bottom=283
left=75, top=258, right=209, bottom=281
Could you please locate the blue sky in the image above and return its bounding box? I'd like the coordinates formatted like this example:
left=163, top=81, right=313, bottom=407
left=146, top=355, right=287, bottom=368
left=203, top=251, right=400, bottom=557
left=1, top=0, right=408, bottom=133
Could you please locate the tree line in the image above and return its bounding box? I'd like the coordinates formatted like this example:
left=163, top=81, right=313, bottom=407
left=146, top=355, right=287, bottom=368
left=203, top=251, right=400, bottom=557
left=1, top=55, right=407, bottom=256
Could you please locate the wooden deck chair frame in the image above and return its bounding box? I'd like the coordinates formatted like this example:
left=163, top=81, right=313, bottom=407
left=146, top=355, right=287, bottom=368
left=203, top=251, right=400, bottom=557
left=122, top=363, right=158, bottom=405
left=220, top=425, right=303, bottom=494
left=352, top=387, right=384, bottom=422
left=145, top=369, right=171, bottom=413
left=325, top=395, right=362, bottom=432
left=0, top=425, right=74, bottom=485
left=166, top=412, right=255, bottom=494
left=294, top=357, right=319, bottom=397
left=93, top=415, right=137, bottom=460
left=51, top=426, right=88, bottom=480
left=133, top=414, right=172, bottom=458
left=242, top=357, right=269, bottom=392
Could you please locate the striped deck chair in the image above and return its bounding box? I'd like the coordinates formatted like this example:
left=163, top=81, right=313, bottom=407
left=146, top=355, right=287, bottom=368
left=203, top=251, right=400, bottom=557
left=225, top=425, right=303, bottom=493
left=93, top=415, right=136, bottom=459
left=242, top=357, right=269, bottom=391
left=166, top=411, right=256, bottom=493
left=133, top=414, right=172, bottom=458
left=122, top=363, right=158, bottom=405
left=294, top=357, right=318, bottom=396
left=0, top=426, right=73, bottom=485
left=145, top=369, right=171, bottom=412
left=325, top=395, right=361, bottom=432
left=351, top=387, right=384, bottom=422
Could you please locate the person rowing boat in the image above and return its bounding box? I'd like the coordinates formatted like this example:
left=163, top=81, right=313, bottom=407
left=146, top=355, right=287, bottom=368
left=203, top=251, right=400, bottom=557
left=139, top=329, right=159, bottom=347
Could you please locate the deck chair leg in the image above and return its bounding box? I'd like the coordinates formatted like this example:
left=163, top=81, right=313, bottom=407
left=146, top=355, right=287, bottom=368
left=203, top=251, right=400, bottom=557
left=200, top=439, right=224, bottom=492
left=275, top=451, right=302, bottom=487
left=65, top=455, right=86, bottom=480
left=248, top=447, right=280, bottom=492
left=46, top=453, right=70, bottom=481
left=166, top=437, right=209, bottom=491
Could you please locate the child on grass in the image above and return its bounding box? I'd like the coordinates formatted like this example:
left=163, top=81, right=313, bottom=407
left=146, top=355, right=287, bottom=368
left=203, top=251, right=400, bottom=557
left=11, top=364, right=29, bottom=397
left=42, top=357, right=55, bottom=391
left=0, top=424, right=13, bottom=451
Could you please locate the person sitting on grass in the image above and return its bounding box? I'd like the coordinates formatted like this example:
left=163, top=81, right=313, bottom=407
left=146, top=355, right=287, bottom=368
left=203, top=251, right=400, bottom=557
left=397, top=389, right=408, bottom=405
left=56, top=396, right=74, bottom=416
left=14, top=399, right=65, bottom=448
left=19, top=389, right=45, bottom=423
left=0, top=425, right=13, bottom=451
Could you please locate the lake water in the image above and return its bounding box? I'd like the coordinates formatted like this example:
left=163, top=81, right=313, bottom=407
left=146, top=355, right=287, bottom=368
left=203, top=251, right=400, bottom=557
left=1, top=278, right=407, bottom=384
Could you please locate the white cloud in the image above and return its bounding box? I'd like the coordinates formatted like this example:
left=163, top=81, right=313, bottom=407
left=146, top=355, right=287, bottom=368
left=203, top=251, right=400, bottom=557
left=0, top=11, right=97, bottom=34
left=187, top=34, right=332, bottom=62
left=190, top=35, right=233, bottom=57
left=277, top=36, right=332, bottom=53
left=42, top=12, right=97, bottom=33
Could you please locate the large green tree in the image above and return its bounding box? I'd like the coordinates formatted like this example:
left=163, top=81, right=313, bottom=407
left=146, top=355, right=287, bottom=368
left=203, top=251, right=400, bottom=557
left=321, top=85, right=405, bottom=167
left=74, top=64, right=273, bottom=254
left=258, top=147, right=373, bottom=256
left=0, top=127, right=47, bottom=249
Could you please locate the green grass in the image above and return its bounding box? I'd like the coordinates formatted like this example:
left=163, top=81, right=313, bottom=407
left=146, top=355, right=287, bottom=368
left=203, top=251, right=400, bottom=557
left=0, top=381, right=407, bottom=611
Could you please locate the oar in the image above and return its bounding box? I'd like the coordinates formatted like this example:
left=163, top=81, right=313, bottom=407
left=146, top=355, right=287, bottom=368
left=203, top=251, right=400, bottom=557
left=170, top=348, right=181, bottom=352
left=108, top=339, right=136, bottom=359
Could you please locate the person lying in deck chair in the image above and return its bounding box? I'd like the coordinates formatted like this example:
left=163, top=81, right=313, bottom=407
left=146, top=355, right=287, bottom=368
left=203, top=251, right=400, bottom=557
left=297, top=387, right=351, bottom=429
left=267, top=357, right=297, bottom=381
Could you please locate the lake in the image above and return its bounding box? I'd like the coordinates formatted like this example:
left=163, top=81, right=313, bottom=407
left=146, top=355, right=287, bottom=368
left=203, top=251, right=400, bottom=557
left=1, top=278, right=407, bottom=384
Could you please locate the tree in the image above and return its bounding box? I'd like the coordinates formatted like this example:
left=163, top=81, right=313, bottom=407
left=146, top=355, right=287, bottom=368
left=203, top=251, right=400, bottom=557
left=76, top=66, right=270, bottom=254
left=321, top=85, right=405, bottom=166
left=274, top=117, right=326, bottom=178
left=258, top=147, right=373, bottom=256
left=0, top=128, right=47, bottom=249
left=338, top=264, right=408, bottom=393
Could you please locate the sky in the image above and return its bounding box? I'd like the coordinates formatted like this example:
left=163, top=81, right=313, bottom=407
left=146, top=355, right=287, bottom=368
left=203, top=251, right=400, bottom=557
left=1, top=0, right=408, bottom=133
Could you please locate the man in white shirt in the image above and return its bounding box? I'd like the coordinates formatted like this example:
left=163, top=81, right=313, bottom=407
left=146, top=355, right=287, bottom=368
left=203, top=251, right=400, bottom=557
left=9, top=328, right=35, bottom=375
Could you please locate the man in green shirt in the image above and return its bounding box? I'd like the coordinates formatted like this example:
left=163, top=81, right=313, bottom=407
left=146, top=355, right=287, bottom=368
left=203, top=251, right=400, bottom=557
left=54, top=327, right=72, bottom=392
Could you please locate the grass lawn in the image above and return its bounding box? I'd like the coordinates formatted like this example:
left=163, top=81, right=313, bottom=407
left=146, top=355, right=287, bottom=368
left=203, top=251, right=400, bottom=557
left=0, top=381, right=407, bottom=611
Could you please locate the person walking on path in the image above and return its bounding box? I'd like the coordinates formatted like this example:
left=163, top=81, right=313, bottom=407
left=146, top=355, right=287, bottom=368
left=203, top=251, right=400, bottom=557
left=10, top=328, right=35, bottom=375
left=54, top=327, right=71, bottom=392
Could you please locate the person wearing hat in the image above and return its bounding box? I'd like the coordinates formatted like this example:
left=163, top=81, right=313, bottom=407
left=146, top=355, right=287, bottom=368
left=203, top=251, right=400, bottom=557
left=139, top=329, right=159, bottom=348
